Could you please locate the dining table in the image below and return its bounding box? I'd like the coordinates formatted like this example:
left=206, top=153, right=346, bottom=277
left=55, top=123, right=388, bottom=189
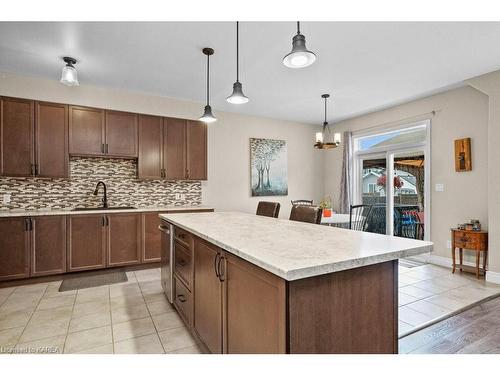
left=320, top=213, right=353, bottom=228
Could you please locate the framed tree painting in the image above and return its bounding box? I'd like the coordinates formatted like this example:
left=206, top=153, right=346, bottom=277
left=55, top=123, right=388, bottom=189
left=250, top=138, right=288, bottom=196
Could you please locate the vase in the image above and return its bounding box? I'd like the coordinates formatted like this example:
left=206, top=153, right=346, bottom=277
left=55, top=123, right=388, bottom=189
left=323, top=208, right=332, bottom=217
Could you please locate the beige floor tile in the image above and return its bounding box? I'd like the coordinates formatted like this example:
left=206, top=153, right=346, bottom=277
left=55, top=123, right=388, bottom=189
left=152, top=311, right=184, bottom=332
left=19, top=319, right=69, bottom=343
left=143, top=292, right=168, bottom=304
left=135, top=269, right=161, bottom=283
left=146, top=299, right=174, bottom=316
left=36, top=294, right=76, bottom=311
left=114, top=332, right=164, bottom=354
left=75, top=286, right=110, bottom=305
left=423, top=294, right=471, bottom=311
left=111, top=294, right=146, bottom=309
left=167, top=345, right=203, bottom=354
left=399, top=292, right=419, bottom=306
left=64, top=325, right=112, bottom=353
left=399, top=274, right=421, bottom=287
left=109, top=283, right=142, bottom=299
left=411, top=279, right=455, bottom=294
left=0, top=308, right=33, bottom=330
left=403, top=270, right=435, bottom=282
left=405, top=299, right=452, bottom=320
left=13, top=283, right=48, bottom=295
left=72, top=300, right=110, bottom=318
left=398, top=320, right=414, bottom=336
left=139, top=280, right=163, bottom=294
left=29, top=305, right=73, bottom=325
left=0, top=326, right=24, bottom=347
left=74, top=343, right=114, bottom=354
left=111, top=303, right=150, bottom=324
left=399, top=306, right=433, bottom=326
left=43, top=281, right=77, bottom=298
left=158, top=326, right=197, bottom=353
left=112, top=316, right=156, bottom=342
left=14, top=334, right=66, bottom=354
left=69, top=311, right=111, bottom=333
left=399, top=285, right=434, bottom=299
left=0, top=295, right=40, bottom=314
left=448, top=285, right=498, bottom=301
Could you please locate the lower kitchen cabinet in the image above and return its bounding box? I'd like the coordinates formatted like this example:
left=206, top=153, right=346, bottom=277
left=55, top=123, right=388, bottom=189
left=68, top=214, right=107, bottom=272
left=0, top=217, right=30, bottom=281
left=31, top=216, right=67, bottom=277
left=142, top=212, right=165, bottom=263
left=108, top=213, right=141, bottom=267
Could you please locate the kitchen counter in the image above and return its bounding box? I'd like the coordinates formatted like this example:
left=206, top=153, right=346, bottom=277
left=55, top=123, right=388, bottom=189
left=0, top=205, right=213, bottom=218
left=160, top=211, right=432, bottom=281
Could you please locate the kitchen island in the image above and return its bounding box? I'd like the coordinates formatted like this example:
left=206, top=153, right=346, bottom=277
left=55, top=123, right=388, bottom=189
left=160, top=211, right=432, bottom=354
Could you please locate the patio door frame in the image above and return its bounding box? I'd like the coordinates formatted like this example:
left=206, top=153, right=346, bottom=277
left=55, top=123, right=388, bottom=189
left=352, top=119, right=431, bottom=243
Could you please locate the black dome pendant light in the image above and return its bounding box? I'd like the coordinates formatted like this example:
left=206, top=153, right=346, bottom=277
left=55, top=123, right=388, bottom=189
left=199, top=47, right=217, bottom=123
left=283, top=22, right=316, bottom=69
left=314, top=94, right=341, bottom=149
left=227, top=21, right=249, bottom=104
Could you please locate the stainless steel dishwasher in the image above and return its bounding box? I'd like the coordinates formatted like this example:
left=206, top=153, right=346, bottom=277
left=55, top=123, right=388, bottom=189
left=159, top=220, right=174, bottom=303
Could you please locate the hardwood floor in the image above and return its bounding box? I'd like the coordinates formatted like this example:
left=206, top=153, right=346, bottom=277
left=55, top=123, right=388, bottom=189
left=399, top=295, right=500, bottom=353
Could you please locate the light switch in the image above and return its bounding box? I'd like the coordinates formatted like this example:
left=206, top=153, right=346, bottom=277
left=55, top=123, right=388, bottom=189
left=435, top=184, right=444, bottom=192
left=3, top=194, right=11, bottom=204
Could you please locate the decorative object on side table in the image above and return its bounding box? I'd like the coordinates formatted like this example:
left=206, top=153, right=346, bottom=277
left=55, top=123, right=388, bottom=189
left=319, top=196, right=333, bottom=217
left=250, top=138, right=288, bottom=197
left=451, top=228, right=488, bottom=279
left=454, top=137, right=472, bottom=172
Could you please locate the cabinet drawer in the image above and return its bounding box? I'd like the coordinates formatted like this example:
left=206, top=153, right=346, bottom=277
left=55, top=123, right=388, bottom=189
left=174, top=243, right=192, bottom=289
left=173, top=276, right=192, bottom=327
left=175, top=227, right=193, bottom=251
left=454, top=233, right=485, bottom=250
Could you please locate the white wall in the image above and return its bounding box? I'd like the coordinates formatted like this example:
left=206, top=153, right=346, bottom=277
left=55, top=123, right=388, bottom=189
left=0, top=73, right=325, bottom=219
left=324, top=86, right=489, bottom=264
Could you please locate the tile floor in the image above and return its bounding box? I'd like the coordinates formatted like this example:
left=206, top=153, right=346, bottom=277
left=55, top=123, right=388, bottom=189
left=1, top=263, right=500, bottom=354
left=0, top=268, right=202, bottom=354
left=398, top=263, right=500, bottom=336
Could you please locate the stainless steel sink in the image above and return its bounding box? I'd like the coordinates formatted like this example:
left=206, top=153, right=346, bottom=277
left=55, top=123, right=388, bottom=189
left=71, top=206, right=137, bottom=211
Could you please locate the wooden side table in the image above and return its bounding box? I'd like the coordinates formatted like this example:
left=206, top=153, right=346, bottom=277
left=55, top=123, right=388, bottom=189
left=451, top=229, right=488, bottom=279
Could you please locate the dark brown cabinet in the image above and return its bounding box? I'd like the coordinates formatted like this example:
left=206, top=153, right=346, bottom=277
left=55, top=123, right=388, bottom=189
left=67, top=214, right=107, bottom=272
left=186, top=120, right=207, bottom=180
left=69, top=106, right=105, bottom=156
left=30, top=216, right=67, bottom=277
left=142, top=212, right=164, bottom=263
left=108, top=213, right=141, bottom=267
left=105, top=111, right=138, bottom=157
left=0, top=217, right=30, bottom=281
left=35, top=102, right=69, bottom=178
left=164, top=117, right=187, bottom=180
left=0, top=97, right=34, bottom=177
left=138, top=115, right=163, bottom=179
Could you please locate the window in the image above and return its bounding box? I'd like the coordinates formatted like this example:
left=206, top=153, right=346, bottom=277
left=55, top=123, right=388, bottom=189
left=356, top=125, right=427, bottom=152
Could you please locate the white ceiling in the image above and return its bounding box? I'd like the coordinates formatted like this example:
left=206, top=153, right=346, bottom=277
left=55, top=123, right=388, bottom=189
left=1, top=22, right=500, bottom=124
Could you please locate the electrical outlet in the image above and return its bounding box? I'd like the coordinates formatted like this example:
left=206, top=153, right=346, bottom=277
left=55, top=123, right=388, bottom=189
left=180, top=193, right=185, bottom=200
left=435, top=183, right=444, bottom=192
left=175, top=193, right=181, bottom=200
left=3, top=194, right=11, bottom=204
left=446, top=240, right=452, bottom=249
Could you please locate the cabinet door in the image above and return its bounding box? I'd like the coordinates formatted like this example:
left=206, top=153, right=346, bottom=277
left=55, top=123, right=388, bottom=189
left=69, top=106, right=105, bottom=156
left=0, top=217, right=30, bottom=281
left=138, top=115, right=163, bottom=179
left=164, top=117, right=186, bottom=180
left=0, top=97, right=34, bottom=176
left=35, top=102, right=69, bottom=178
left=223, top=252, right=286, bottom=354
left=142, top=212, right=164, bottom=263
left=68, top=215, right=107, bottom=271
left=108, top=213, right=141, bottom=267
left=186, top=120, right=207, bottom=180
left=31, top=216, right=66, bottom=277
left=105, top=110, right=138, bottom=157
left=193, top=238, right=222, bottom=353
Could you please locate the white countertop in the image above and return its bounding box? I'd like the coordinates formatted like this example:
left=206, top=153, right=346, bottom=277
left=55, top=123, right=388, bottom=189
left=160, top=211, right=433, bottom=281
left=0, top=205, right=213, bottom=218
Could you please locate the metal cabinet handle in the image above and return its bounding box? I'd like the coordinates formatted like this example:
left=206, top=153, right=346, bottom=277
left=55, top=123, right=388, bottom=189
left=214, top=253, right=220, bottom=278
left=158, top=225, right=170, bottom=234
left=105, top=144, right=109, bottom=154
left=177, top=294, right=187, bottom=303
left=34, top=164, right=38, bottom=176
left=101, top=143, right=105, bottom=153
left=177, top=259, right=186, bottom=267
left=102, top=216, right=105, bottom=226
left=218, top=255, right=226, bottom=282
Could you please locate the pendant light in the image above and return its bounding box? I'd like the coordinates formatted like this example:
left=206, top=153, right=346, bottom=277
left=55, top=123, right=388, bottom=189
left=227, top=21, right=249, bottom=104
left=60, top=56, right=79, bottom=86
left=314, top=94, right=341, bottom=149
left=283, top=22, right=316, bottom=69
left=199, top=48, right=217, bottom=123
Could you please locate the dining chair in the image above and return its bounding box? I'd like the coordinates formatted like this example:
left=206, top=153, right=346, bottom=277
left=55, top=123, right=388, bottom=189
left=289, top=205, right=322, bottom=224
left=349, top=204, right=373, bottom=231
left=290, top=199, right=313, bottom=206
left=256, top=201, right=281, bottom=218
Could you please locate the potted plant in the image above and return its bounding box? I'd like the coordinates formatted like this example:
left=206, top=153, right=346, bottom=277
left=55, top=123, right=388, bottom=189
left=319, top=196, right=333, bottom=217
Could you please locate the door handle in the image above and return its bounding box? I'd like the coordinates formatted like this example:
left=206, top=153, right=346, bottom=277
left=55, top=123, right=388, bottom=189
left=177, top=294, right=187, bottom=303
left=102, top=216, right=105, bottom=226
left=158, top=225, right=170, bottom=234
left=214, top=252, right=220, bottom=278
left=218, top=255, right=226, bottom=282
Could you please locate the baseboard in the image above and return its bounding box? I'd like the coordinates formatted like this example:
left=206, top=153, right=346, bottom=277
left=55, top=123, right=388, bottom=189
left=427, top=254, right=500, bottom=285
left=486, top=271, right=500, bottom=284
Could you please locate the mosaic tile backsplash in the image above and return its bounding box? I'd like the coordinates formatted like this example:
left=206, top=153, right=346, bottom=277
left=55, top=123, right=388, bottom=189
left=0, top=157, right=202, bottom=209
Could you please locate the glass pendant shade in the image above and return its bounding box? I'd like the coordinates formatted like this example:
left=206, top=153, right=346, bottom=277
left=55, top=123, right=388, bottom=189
left=283, top=33, right=316, bottom=69
left=227, top=81, right=249, bottom=104
left=314, top=94, right=341, bottom=149
left=60, top=57, right=79, bottom=86
left=199, top=105, right=217, bottom=123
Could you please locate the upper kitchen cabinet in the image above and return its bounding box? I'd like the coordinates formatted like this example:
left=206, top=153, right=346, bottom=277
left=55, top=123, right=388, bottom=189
left=186, top=120, right=207, bottom=180
left=0, top=97, right=34, bottom=177
left=164, top=117, right=187, bottom=180
left=138, top=114, right=163, bottom=179
left=105, top=110, right=138, bottom=157
left=35, top=102, right=69, bottom=178
left=69, top=105, right=105, bottom=156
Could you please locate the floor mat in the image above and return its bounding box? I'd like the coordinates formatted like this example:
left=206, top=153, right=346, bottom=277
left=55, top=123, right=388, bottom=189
left=59, top=270, right=127, bottom=291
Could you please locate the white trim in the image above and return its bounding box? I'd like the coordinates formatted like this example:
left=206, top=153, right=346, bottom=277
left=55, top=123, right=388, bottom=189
left=486, top=271, right=500, bottom=285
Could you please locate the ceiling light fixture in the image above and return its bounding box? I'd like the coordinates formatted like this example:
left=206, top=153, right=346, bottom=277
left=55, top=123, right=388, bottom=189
left=315, top=94, right=341, bottom=150
left=60, top=56, right=79, bottom=86
left=199, top=47, right=217, bottom=123
left=283, top=22, right=316, bottom=69
left=227, top=21, right=249, bottom=104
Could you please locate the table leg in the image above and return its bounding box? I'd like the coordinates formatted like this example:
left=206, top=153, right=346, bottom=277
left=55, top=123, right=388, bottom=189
left=483, top=250, right=488, bottom=277
left=476, top=251, right=480, bottom=279
left=452, top=247, right=456, bottom=273
left=459, top=248, right=463, bottom=272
